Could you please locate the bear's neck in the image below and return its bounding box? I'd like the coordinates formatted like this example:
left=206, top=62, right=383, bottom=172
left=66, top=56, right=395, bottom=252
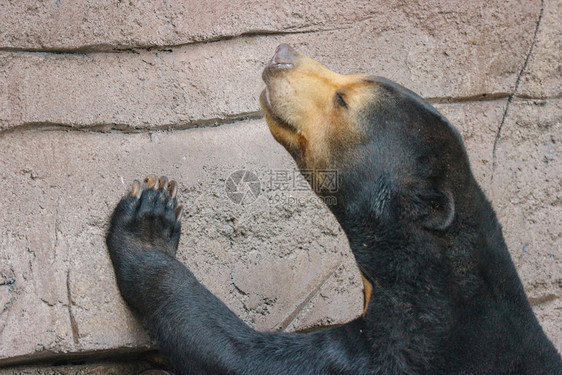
left=336, top=184, right=531, bottom=320
left=339, top=211, right=457, bottom=357
left=341, top=213, right=448, bottom=290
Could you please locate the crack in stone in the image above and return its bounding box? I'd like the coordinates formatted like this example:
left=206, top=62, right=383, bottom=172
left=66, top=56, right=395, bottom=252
left=2, top=92, right=558, bottom=138
left=276, top=264, right=340, bottom=332
left=0, top=274, right=15, bottom=286
left=490, top=0, right=545, bottom=184
left=0, top=27, right=347, bottom=56
left=0, top=346, right=156, bottom=369
left=0, top=271, right=16, bottom=337
left=529, top=293, right=558, bottom=306
left=66, top=270, right=80, bottom=346
left=0, top=111, right=264, bottom=138
left=426, top=92, right=510, bottom=104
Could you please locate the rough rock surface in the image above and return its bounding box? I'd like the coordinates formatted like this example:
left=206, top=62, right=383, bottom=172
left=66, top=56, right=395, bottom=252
left=0, top=1, right=541, bottom=131
left=0, top=0, right=559, bottom=371
left=0, top=120, right=363, bottom=364
left=491, top=98, right=562, bottom=351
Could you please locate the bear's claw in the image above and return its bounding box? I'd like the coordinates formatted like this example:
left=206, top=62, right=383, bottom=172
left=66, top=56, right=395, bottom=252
left=130, top=179, right=142, bottom=199
left=107, top=175, right=182, bottom=259
left=158, top=176, right=169, bottom=191
left=143, top=174, right=158, bottom=189
left=175, top=205, right=184, bottom=221
left=167, top=180, right=178, bottom=199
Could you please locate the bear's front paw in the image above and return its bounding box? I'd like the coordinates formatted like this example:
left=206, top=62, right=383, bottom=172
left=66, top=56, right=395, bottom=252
left=107, top=175, right=183, bottom=259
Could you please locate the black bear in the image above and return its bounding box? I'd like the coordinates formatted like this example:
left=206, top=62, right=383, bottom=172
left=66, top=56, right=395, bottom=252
left=106, top=45, right=561, bottom=374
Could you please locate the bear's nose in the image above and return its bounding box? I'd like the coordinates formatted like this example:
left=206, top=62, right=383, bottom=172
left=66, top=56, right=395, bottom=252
left=269, top=44, right=297, bottom=68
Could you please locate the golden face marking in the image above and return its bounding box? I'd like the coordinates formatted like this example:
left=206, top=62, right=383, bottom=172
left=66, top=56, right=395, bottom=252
left=260, top=45, right=378, bottom=174
left=361, top=274, right=373, bottom=316
left=262, top=45, right=380, bottom=316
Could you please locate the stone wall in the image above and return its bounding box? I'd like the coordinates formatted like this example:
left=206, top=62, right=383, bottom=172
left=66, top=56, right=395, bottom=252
left=0, top=0, right=560, bottom=373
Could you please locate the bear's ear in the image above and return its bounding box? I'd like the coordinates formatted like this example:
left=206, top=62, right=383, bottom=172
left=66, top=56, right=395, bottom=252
left=411, top=187, right=455, bottom=230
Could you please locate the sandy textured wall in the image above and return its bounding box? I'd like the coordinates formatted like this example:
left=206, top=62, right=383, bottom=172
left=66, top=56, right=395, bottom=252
left=0, top=0, right=560, bottom=372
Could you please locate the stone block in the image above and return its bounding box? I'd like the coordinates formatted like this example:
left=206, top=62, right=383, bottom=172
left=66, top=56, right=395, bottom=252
left=490, top=98, right=561, bottom=350
left=518, top=0, right=562, bottom=98
left=0, top=119, right=362, bottom=364
left=0, top=0, right=540, bottom=56
left=0, top=0, right=389, bottom=51
left=0, top=1, right=541, bottom=131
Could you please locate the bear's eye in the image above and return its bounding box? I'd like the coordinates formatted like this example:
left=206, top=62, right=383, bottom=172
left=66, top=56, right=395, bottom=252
left=334, top=91, right=348, bottom=109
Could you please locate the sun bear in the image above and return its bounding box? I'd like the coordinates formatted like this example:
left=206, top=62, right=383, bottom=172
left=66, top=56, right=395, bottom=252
left=106, top=44, right=561, bottom=374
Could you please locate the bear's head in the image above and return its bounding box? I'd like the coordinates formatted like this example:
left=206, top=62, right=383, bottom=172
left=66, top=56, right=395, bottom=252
left=261, top=44, right=477, bottom=234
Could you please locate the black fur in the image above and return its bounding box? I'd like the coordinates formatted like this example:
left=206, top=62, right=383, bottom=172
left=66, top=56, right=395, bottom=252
left=106, top=78, right=561, bottom=374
